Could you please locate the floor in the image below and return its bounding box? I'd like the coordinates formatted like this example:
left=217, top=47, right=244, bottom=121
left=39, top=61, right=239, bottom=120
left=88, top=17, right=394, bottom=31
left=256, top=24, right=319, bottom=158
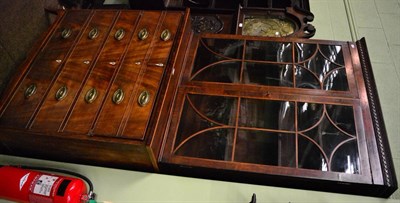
left=348, top=0, right=400, bottom=199
left=313, top=0, right=400, bottom=199
left=0, top=0, right=399, bottom=202
left=0, top=0, right=59, bottom=93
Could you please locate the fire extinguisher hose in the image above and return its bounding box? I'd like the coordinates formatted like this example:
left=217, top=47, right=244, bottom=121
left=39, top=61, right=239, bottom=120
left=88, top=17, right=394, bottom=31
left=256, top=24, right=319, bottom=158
left=0, top=164, right=96, bottom=202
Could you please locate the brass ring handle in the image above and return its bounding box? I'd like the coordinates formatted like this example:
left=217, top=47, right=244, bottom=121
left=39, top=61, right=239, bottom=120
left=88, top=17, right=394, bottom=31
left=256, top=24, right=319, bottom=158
left=88, top=27, right=99, bottom=39
left=112, top=88, right=124, bottom=104
left=55, top=85, right=68, bottom=101
left=114, top=28, right=125, bottom=41
left=61, top=28, right=72, bottom=39
left=85, top=88, right=98, bottom=103
left=24, top=83, right=37, bottom=98
left=160, top=29, right=171, bottom=41
left=138, top=28, right=149, bottom=40
left=138, top=90, right=150, bottom=107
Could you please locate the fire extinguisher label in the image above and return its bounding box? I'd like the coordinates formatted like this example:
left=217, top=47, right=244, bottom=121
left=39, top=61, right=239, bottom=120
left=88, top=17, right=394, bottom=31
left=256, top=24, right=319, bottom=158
left=20, top=173, right=30, bottom=191
left=32, top=175, right=59, bottom=196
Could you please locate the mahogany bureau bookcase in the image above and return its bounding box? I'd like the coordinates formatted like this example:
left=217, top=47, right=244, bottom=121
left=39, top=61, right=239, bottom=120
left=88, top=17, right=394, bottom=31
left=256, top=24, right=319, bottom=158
left=0, top=9, right=396, bottom=197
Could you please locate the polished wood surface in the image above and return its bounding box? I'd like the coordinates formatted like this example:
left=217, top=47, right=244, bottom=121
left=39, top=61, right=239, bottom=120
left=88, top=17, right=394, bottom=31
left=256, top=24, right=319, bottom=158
left=0, top=9, right=189, bottom=171
left=32, top=10, right=117, bottom=132
left=64, top=11, right=141, bottom=134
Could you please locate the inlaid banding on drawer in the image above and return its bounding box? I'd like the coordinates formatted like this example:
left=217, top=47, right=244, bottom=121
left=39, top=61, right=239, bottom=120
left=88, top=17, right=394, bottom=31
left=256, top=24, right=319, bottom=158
left=121, top=11, right=184, bottom=140
left=93, top=11, right=165, bottom=138
left=64, top=11, right=140, bottom=134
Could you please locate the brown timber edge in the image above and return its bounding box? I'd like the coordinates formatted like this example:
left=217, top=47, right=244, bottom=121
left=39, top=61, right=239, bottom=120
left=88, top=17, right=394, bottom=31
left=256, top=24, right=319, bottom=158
left=357, top=37, right=398, bottom=197
left=146, top=8, right=192, bottom=171
left=159, top=159, right=393, bottom=197
left=0, top=129, right=154, bottom=171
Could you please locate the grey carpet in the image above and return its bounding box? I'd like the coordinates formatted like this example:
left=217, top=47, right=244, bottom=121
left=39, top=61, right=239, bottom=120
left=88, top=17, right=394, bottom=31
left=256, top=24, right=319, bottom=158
left=0, top=0, right=59, bottom=94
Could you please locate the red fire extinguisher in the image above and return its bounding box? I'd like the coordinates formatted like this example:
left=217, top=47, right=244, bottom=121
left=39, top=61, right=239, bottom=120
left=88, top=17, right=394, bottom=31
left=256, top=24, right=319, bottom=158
left=0, top=166, right=95, bottom=203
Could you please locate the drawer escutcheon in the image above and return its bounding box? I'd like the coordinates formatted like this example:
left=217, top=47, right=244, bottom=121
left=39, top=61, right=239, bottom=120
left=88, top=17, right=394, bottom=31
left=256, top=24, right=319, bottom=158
left=88, top=27, right=99, bottom=39
left=138, top=28, right=149, bottom=40
left=85, top=88, right=98, bottom=104
left=112, top=88, right=124, bottom=104
left=160, top=29, right=171, bottom=41
left=55, top=85, right=68, bottom=101
left=115, top=28, right=125, bottom=41
left=138, top=90, right=150, bottom=107
left=24, top=84, right=37, bottom=99
left=61, top=28, right=72, bottom=39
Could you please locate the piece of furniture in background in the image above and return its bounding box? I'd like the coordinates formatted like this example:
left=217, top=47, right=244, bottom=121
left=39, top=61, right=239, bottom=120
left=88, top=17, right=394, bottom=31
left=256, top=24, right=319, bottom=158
left=129, top=0, right=314, bottom=37
left=129, top=0, right=310, bottom=11
left=57, top=0, right=105, bottom=8
left=189, top=5, right=314, bottom=37
left=236, top=6, right=315, bottom=37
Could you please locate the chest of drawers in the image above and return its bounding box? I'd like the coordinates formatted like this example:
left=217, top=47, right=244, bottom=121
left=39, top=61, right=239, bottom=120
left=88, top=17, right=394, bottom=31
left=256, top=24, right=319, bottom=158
left=0, top=9, right=191, bottom=170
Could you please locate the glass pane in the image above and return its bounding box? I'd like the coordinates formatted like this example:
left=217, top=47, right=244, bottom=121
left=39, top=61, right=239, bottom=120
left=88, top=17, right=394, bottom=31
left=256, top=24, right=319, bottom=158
left=242, top=63, right=293, bottom=87
left=298, top=135, right=328, bottom=171
left=295, top=65, right=321, bottom=89
left=175, top=95, right=237, bottom=148
left=192, top=38, right=243, bottom=75
left=304, top=52, right=342, bottom=82
left=175, top=128, right=234, bottom=161
left=303, top=116, right=352, bottom=158
left=235, top=130, right=296, bottom=167
left=243, top=16, right=295, bottom=37
left=326, top=105, right=356, bottom=135
left=331, top=140, right=360, bottom=174
left=239, top=99, right=295, bottom=131
left=297, top=102, right=324, bottom=131
left=245, top=40, right=292, bottom=62
left=192, top=61, right=240, bottom=83
left=323, top=68, right=349, bottom=91
left=202, top=38, right=244, bottom=59
left=295, top=43, right=317, bottom=62
left=319, top=44, right=344, bottom=66
left=188, top=94, right=237, bottom=126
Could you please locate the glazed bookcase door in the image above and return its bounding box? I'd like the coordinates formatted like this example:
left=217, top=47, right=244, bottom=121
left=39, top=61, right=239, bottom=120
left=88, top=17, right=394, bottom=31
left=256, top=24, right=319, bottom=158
left=160, top=34, right=396, bottom=196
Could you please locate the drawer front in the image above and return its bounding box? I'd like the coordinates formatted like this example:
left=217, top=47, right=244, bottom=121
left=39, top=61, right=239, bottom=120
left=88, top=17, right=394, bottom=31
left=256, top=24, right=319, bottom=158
left=0, top=10, right=91, bottom=129
left=121, top=12, right=184, bottom=139
left=93, top=11, right=164, bottom=137
left=64, top=11, right=141, bottom=134
left=30, top=11, right=118, bottom=132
